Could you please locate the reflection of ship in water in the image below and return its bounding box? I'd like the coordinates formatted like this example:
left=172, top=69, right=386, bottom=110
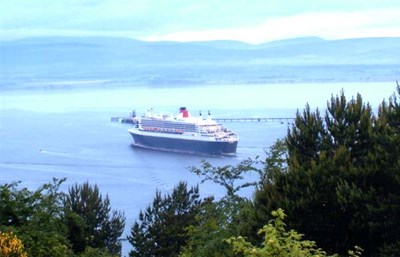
left=128, top=107, right=239, bottom=156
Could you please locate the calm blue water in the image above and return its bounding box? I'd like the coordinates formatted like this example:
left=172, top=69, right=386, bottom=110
left=0, top=82, right=396, bottom=254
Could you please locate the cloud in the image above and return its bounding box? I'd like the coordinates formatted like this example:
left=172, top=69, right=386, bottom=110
left=141, top=8, right=400, bottom=43
left=0, top=1, right=399, bottom=42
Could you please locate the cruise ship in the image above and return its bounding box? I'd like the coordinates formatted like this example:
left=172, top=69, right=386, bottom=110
left=128, top=107, right=238, bottom=155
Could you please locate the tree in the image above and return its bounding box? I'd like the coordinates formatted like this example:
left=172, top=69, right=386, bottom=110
left=252, top=86, right=400, bottom=256
left=189, top=158, right=258, bottom=202
left=190, top=158, right=262, bottom=239
left=0, top=178, right=72, bottom=257
left=78, top=246, right=119, bottom=257
left=179, top=159, right=263, bottom=257
left=227, top=209, right=362, bottom=257
left=128, top=182, right=205, bottom=257
left=63, top=182, right=126, bottom=256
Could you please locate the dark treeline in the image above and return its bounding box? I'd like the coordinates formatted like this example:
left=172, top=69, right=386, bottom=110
left=1, top=84, right=400, bottom=257
left=0, top=180, right=125, bottom=257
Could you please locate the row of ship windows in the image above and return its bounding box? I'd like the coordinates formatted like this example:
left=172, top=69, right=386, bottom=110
left=141, top=122, right=198, bottom=132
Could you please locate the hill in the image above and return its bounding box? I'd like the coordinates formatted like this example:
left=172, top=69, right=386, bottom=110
left=0, top=36, right=399, bottom=89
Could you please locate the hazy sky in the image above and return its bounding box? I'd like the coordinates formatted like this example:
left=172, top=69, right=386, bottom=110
left=1, top=0, right=399, bottom=43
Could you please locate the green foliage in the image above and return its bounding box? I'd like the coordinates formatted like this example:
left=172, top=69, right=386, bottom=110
left=0, top=179, right=126, bottom=256
left=254, top=139, right=288, bottom=212
left=78, top=246, right=119, bottom=257
left=128, top=182, right=205, bottom=257
left=378, top=241, right=400, bottom=257
left=190, top=158, right=258, bottom=202
left=63, top=182, right=126, bottom=256
left=228, top=209, right=363, bottom=257
left=0, top=178, right=72, bottom=257
left=227, top=208, right=335, bottom=257
left=179, top=200, right=247, bottom=257
left=181, top=159, right=267, bottom=256
left=253, top=85, right=400, bottom=256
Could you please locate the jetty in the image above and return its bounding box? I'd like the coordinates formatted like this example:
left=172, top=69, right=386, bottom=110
left=111, top=117, right=138, bottom=124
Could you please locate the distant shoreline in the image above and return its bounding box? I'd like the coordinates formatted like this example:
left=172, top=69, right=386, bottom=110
left=1, top=36, right=399, bottom=91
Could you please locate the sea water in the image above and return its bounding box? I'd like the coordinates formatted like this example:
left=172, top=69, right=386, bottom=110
left=0, top=82, right=397, bottom=255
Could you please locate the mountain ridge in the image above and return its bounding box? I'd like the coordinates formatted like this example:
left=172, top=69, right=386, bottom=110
left=1, top=36, right=399, bottom=89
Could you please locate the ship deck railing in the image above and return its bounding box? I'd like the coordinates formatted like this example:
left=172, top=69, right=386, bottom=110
left=111, top=116, right=295, bottom=124
left=214, top=117, right=294, bottom=123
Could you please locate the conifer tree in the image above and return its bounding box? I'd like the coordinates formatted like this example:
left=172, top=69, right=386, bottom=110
left=128, top=182, right=204, bottom=257
left=63, top=182, right=125, bottom=256
left=253, top=86, right=400, bottom=256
